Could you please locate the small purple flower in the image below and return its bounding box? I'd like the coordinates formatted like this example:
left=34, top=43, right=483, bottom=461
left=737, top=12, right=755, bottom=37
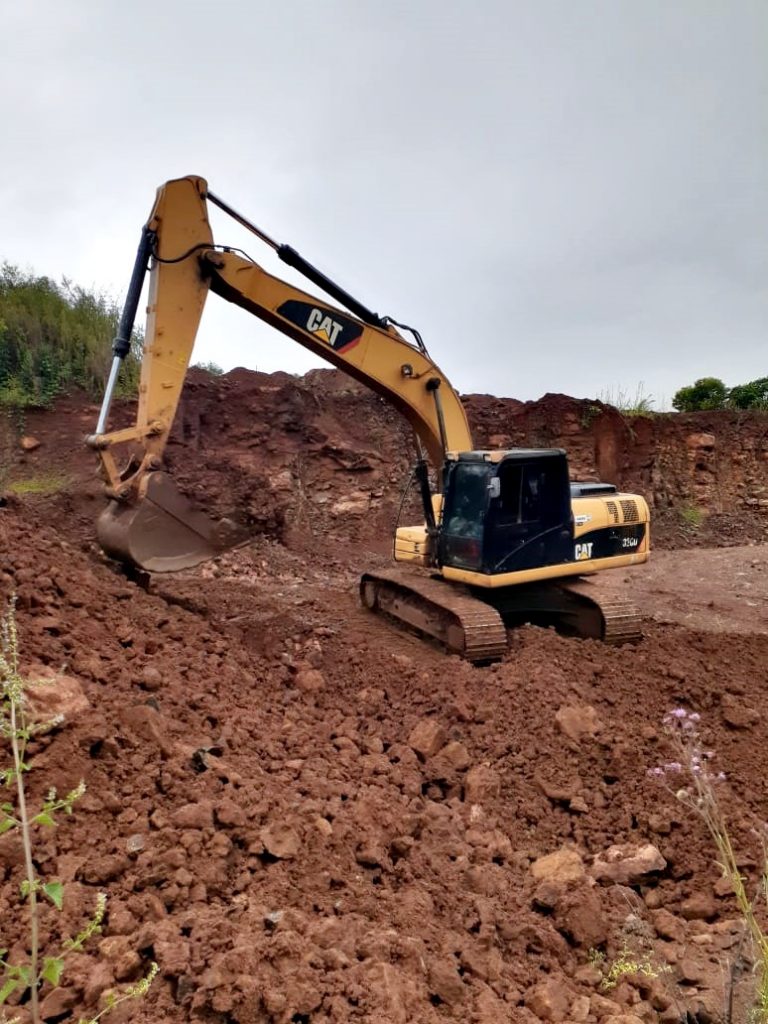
left=664, top=762, right=683, bottom=773
left=716, top=772, right=727, bottom=782
left=688, top=712, right=701, bottom=723
left=669, top=708, right=688, bottom=719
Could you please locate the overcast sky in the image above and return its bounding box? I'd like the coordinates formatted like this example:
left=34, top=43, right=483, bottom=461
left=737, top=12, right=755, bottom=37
left=2, top=1, right=765, bottom=407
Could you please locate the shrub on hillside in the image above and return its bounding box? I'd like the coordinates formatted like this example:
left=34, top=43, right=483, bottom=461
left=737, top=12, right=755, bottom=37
left=0, top=263, right=142, bottom=409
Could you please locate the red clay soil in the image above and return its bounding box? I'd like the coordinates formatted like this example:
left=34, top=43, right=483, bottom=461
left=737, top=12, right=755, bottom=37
left=0, top=371, right=767, bottom=1023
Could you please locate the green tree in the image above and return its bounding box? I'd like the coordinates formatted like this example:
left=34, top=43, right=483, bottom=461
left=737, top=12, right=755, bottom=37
left=672, top=377, right=728, bottom=412
left=192, top=360, right=224, bottom=375
left=728, top=376, right=768, bottom=410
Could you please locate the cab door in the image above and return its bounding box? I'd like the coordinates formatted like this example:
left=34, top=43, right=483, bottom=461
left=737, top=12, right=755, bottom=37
left=485, top=457, right=573, bottom=573
left=438, top=461, right=491, bottom=571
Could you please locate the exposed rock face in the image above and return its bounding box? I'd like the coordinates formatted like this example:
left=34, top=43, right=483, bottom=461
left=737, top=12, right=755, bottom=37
left=469, top=393, right=768, bottom=513
left=7, top=372, right=767, bottom=555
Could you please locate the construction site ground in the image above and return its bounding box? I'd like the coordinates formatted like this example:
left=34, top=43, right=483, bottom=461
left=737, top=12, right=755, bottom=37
left=1, top=371, right=767, bottom=1024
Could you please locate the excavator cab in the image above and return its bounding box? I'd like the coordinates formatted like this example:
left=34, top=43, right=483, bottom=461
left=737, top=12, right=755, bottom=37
left=439, top=451, right=573, bottom=575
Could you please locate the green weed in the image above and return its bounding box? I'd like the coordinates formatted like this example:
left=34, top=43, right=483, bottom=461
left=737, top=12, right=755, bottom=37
left=679, top=504, right=704, bottom=530
left=0, top=600, right=156, bottom=1023
left=652, top=709, right=768, bottom=1021
left=580, top=404, right=603, bottom=430
left=598, top=383, right=656, bottom=416
left=599, top=944, right=667, bottom=990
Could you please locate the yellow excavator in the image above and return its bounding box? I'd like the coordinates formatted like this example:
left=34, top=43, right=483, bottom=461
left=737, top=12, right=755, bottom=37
left=87, top=175, right=650, bottom=661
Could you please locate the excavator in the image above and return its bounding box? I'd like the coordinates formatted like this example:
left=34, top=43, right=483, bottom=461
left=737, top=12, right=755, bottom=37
left=87, top=175, right=650, bottom=662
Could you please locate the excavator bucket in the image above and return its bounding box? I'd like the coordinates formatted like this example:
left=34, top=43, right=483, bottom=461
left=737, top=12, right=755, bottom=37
left=96, top=472, right=250, bottom=573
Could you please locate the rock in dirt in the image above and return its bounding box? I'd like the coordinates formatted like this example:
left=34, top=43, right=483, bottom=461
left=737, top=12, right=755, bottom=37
left=570, top=994, right=591, bottom=1022
left=678, top=953, right=709, bottom=983
left=651, top=907, right=685, bottom=941
left=19, top=435, right=41, bottom=451
left=463, top=764, right=501, bottom=803
left=214, top=797, right=246, bottom=828
left=591, top=994, right=624, bottom=1018
left=686, top=432, right=716, bottom=450
left=171, top=800, right=214, bottom=829
left=555, top=703, right=603, bottom=743
left=591, top=842, right=666, bottom=885
left=531, top=845, right=587, bottom=885
left=99, top=935, right=142, bottom=980
left=260, top=821, right=301, bottom=859
left=525, top=974, right=572, bottom=1021
left=552, top=882, right=608, bottom=948
left=40, top=986, right=76, bottom=1019
left=0, top=833, right=25, bottom=869
left=429, top=740, right=471, bottom=774
left=721, top=693, right=760, bottom=729
left=679, top=891, right=718, bottom=921
left=25, top=665, right=89, bottom=729
left=427, top=958, right=466, bottom=1005
left=294, top=665, right=326, bottom=692
left=407, top=717, right=447, bottom=759
left=120, top=704, right=174, bottom=756
left=139, top=664, right=163, bottom=691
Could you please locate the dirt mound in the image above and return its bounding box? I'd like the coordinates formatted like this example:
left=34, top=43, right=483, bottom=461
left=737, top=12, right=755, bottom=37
left=2, top=495, right=768, bottom=1022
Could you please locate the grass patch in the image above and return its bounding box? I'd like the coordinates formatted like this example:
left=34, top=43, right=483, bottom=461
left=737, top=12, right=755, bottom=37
left=7, top=472, right=69, bottom=496
left=679, top=504, right=705, bottom=531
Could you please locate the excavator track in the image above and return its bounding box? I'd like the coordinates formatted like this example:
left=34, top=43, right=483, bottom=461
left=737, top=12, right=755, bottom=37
left=360, top=571, right=643, bottom=661
left=360, top=569, right=508, bottom=663
left=486, top=576, right=643, bottom=646
left=559, top=579, right=643, bottom=645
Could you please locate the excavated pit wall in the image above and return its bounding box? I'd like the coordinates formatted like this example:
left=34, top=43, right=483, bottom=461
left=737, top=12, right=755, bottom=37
left=463, top=391, right=768, bottom=515
left=4, top=368, right=767, bottom=552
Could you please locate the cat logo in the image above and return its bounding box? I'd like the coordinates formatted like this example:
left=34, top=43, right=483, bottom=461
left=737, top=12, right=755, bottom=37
left=574, top=542, right=594, bottom=561
left=277, top=300, right=363, bottom=353
left=306, top=307, right=344, bottom=347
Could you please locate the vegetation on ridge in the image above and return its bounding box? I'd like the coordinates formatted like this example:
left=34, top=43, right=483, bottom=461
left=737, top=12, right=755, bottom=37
left=0, top=263, right=141, bottom=410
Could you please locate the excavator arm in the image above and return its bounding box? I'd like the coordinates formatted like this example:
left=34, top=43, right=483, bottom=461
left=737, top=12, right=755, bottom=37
left=88, top=175, right=471, bottom=570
